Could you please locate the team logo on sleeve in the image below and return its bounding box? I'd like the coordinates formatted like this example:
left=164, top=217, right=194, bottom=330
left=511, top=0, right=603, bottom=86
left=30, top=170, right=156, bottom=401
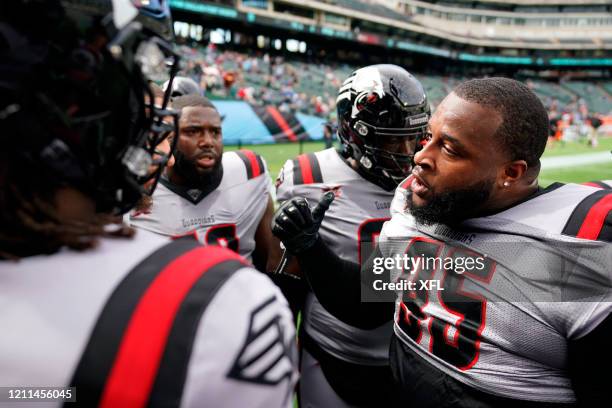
left=227, top=295, right=297, bottom=400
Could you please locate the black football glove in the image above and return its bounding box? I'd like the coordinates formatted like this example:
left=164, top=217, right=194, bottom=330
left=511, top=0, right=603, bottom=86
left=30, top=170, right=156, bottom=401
left=271, top=191, right=335, bottom=255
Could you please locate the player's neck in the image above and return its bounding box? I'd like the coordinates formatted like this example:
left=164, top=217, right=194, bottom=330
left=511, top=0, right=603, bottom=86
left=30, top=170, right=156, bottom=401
left=480, top=183, right=540, bottom=217
left=164, top=165, right=224, bottom=197
left=166, top=167, right=186, bottom=186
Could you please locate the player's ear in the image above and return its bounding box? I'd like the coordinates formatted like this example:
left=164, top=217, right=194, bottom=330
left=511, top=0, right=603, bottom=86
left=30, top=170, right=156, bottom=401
left=499, top=159, right=528, bottom=189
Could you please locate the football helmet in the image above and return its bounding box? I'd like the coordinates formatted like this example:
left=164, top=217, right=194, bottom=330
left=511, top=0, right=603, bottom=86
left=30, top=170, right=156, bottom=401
left=0, top=0, right=180, bottom=214
left=336, top=64, right=430, bottom=191
left=163, top=76, right=202, bottom=98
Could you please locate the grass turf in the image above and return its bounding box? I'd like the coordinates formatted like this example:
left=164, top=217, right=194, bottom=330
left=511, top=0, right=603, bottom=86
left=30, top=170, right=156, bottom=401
left=539, top=162, right=612, bottom=187
left=541, top=137, right=612, bottom=158
left=226, top=141, right=329, bottom=177
left=226, top=137, right=612, bottom=186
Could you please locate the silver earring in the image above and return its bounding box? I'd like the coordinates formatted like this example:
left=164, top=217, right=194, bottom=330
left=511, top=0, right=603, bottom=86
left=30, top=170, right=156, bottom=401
left=503, top=181, right=510, bottom=187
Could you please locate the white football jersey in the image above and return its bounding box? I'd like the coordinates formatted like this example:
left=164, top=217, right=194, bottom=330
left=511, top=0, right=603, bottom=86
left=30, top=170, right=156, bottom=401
left=380, top=180, right=612, bottom=403
left=129, top=150, right=273, bottom=261
left=0, top=230, right=298, bottom=408
left=277, top=147, right=395, bottom=365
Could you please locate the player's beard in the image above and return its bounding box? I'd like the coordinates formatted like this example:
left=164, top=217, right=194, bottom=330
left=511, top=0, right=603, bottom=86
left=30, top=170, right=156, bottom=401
left=407, top=177, right=495, bottom=226
left=173, top=150, right=223, bottom=189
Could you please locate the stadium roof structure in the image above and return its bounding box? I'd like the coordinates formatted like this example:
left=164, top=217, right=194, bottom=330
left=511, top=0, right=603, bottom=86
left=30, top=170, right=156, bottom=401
left=170, top=0, right=612, bottom=66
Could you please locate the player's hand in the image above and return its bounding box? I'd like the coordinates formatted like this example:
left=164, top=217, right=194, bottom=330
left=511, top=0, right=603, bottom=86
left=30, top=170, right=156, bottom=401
left=271, top=192, right=335, bottom=255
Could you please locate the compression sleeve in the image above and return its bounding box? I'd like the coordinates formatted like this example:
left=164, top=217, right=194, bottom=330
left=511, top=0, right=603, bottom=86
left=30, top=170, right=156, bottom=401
left=568, top=311, right=612, bottom=407
left=297, top=237, right=395, bottom=330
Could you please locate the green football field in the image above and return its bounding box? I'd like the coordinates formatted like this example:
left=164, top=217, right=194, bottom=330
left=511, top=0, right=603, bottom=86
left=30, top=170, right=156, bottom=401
left=227, top=137, right=612, bottom=186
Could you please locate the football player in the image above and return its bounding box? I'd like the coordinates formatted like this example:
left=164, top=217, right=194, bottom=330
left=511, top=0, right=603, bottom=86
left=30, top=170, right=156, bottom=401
left=0, top=1, right=297, bottom=406
left=275, top=65, right=430, bottom=407
left=128, top=93, right=281, bottom=271
left=273, top=78, right=612, bottom=406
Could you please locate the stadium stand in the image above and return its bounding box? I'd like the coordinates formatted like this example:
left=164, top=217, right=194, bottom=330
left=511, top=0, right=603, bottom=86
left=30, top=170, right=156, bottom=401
left=168, top=0, right=611, bottom=143
left=175, top=45, right=610, bottom=115
left=561, top=81, right=611, bottom=115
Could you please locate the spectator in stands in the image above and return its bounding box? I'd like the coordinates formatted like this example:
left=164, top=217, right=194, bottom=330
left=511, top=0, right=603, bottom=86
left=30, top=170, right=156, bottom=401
left=587, top=113, right=603, bottom=148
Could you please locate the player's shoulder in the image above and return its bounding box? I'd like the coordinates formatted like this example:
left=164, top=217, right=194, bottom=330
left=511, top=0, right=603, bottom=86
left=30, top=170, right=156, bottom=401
left=582, top=180, right=612, bottom=190
left=280, top=150, right=325, bottom=187
left=181, top=264, right=298, bottom=407
left=502, top=182, right=612, bottom=242
left=277, top=147, right=357, bottom=188
left=111, top=232, right=249, bottom=280
left=0, top=229, right=172, bottom=281
left=385, top=179, right=612, bottom=243
left=559, top=182, right=612, bottom=242
left=117, top=233, right=249, bottom=280
left=213, top=266, right=293, bottom=313
left=220, top=150, right=268, bottom=188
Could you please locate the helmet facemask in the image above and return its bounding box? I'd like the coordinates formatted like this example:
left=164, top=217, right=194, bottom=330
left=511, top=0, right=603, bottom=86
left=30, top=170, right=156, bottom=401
left=80, top=20, right=182, bottom=214
left=125, top=33, right=181, bottom=204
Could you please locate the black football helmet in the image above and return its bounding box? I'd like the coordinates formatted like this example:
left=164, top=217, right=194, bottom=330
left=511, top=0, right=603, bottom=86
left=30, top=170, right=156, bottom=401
left=0, top=0, right=180, bottom=214
left=163, top=76, right=202, bottom=98
left=336, top=64, right=430, bottom=191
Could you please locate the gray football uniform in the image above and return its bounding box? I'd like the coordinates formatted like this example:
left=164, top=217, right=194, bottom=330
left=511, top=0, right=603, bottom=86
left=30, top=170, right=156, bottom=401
left=129, top=150, right=272, bottom=261
left=381, top=181, right=612, bottom=403
left=0, top=230, right=298, bottom=408
left=277, top=147, right=395, bottom=365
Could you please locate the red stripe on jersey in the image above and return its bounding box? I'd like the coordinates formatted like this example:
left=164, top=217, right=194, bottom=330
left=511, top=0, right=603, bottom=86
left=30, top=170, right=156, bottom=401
left=241, top=150, right=261, bottom=178
left=576, top=194, right=612, bottom=240
left=582, top=182, right=603, bottom=189
left=100, top=246, right=244, bottom=408
left=297, top=154, right=314, bottom=184
left=170, top=230, right=198, bottom=241
left=266, top=106, right=297, bottom=141
left=400, top=176, right=414, bottom=190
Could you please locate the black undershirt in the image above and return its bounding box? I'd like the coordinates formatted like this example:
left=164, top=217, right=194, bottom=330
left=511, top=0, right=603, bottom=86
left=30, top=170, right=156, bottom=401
left=298, top=238, right=392, bottom=330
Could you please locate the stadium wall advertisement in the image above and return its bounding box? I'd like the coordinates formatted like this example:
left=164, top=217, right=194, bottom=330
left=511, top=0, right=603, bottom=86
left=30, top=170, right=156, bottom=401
left=213, top=101, right=325, bottom=144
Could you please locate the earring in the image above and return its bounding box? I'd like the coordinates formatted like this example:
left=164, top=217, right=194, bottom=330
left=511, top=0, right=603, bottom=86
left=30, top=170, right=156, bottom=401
left=503, top=181, right=510, bottom=187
